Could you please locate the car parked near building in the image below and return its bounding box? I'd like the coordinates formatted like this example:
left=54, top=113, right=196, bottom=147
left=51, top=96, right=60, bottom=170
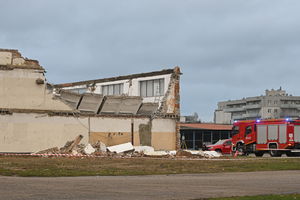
left=205, top=139, right=232, bottom=154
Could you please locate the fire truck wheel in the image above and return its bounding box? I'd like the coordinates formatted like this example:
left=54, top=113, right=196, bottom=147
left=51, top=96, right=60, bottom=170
left=254, top=152, right=264, bottom=157
left=236, top=143, right=247, bottom=156
left=269, top=150, right=282, bottom=157
left=286, top=151, right=300, bottom=157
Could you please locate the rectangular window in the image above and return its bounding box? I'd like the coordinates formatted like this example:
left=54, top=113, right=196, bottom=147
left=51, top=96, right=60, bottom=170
left=146, top=80, right=154, bottom=97
left=102, top=83, right=124, bottom=96
left=102, top=86, right=107, bottom=95
left=67, top=88, right=88, bottom=94
left=159, top=79, right=164, bottom=95
left=268, top=109, right=272, bottom=113
left=113, top=84, right=120, bottom=95
left=140, top=81, right=147, bottom=97
left=140, top=78, right=165, bottom=97
left=108, top=85, right=114, bottom=95
left=232, top=126, right=239, bottom=136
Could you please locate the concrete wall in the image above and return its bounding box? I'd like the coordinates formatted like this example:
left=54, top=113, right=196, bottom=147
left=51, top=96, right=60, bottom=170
left=0, top=113, right=177, bottom=152
left=0, top=52, right=12, bottom=65
left=151, top=118, right=176, bottom=150
left=90, top=117, right=176, bottom=150
left=0, top=113, right=89, bottom=152
left=0, top=69, right=73, bottom=111
left=214, top=110, right=232, bottom=124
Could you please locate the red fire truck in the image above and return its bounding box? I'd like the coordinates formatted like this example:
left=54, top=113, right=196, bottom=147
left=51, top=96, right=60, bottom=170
left=232, top=118, right=300, bottom=157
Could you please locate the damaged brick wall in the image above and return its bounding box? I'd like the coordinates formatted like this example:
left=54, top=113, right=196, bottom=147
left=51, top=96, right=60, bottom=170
left=0, top=49, right=43, bottom=70
left=0, top=49, right=73, bottom=112
left=155, top=67, right=181, bottom=116
left=160, top=67, right=181, bottom=149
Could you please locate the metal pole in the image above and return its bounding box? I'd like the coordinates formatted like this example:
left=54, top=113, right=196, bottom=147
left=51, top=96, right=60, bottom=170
left=193, top=131, right=196, bottom=150
left=202, top=130, right=204, bottom=145
left=131, top=118, right=134, bottom=145
left=88, top=117, right=91, bottom=143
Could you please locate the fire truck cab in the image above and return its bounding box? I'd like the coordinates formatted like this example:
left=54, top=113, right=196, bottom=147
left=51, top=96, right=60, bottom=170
left=232, top=119, right=300, bottom=157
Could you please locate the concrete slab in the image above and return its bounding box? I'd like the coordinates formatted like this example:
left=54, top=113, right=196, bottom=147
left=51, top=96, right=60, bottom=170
left=107, top=142, right=134, bottom=154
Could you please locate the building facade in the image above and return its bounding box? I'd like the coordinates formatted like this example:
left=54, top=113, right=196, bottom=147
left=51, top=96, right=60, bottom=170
left=0, top=49, right=181, bottom=153
left=215, top=88, right=300, bottom=124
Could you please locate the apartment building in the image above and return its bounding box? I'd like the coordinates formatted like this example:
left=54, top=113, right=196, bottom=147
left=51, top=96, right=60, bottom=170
left=215, top=88, right=300, bottom=124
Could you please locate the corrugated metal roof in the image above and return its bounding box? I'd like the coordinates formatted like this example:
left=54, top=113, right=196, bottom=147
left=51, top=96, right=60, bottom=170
left=179, top=123, right=233, bottom=130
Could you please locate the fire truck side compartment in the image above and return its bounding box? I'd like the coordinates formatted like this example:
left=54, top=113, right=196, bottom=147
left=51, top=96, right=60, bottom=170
left=257, top=125, right=267, bottom=144
left=294, top=126, right=300, bottom=142
left=268, top=125, right=278, bottom=140
left=279, top=124, right=287, bottom=144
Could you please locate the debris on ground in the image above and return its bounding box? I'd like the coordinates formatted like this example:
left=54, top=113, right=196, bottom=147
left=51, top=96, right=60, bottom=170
left=180, top=150, right=222, bottom=158
left=93, top=141, right=107, bottom=152
left=60, top=135, right=84, bottom=153
left=176, top=150, right=193, bottom=157
left=144, top=151, right=169, bottom=156
left=84, top=144, right=96, bottom=155
left=201, top=151, right=222, bottom=158
left=34, top=135, right=223, bottom=159
left=107, top=142, right=134, bottom=154
left=134, top=146, right=154, bottom=154
left=35, top=147, right=60, bottom=154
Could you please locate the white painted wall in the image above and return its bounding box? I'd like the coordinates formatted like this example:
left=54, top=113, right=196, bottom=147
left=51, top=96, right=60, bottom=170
left=63, top=74, right=172, bottom=104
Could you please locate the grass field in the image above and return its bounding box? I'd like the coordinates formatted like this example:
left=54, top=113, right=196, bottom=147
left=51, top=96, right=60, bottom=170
left=208, top=193, right=300, bottom=200
left=0, top=156, right=299, bottom=177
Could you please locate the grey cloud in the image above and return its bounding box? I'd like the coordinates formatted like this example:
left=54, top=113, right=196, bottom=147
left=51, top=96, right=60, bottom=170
left=1, top=0, right=300, bottom=121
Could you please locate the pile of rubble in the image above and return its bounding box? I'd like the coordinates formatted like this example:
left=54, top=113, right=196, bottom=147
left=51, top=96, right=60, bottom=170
left=35, top=135, right=221, bottom=159
left=35, top=135, right=108, bottom=156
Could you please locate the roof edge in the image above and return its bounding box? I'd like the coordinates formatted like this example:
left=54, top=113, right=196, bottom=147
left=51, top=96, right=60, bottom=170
left=54, top=68, right=177, bottom=88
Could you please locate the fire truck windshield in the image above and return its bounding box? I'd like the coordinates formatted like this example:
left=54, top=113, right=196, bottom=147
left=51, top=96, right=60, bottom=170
left=232, top=126, right=239, bottom=135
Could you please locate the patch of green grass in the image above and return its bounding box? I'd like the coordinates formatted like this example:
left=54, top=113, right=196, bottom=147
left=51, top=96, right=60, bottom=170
left=208, top=193, right=300, bottom=200
left=0, top=156, right=300, bottom=177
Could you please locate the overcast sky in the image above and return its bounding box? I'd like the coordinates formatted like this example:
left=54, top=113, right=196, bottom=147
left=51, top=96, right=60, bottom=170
left=1, top=0, right=300, bottom=121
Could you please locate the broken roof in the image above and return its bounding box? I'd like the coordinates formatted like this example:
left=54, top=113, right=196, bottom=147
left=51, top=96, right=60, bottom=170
left=179, top=123, right=233, bottom=130
left=57, top=90, right=158, bottom=116
left=0, top=49, right=44, bottom=71
left=54, top=68, right=176, bottom=88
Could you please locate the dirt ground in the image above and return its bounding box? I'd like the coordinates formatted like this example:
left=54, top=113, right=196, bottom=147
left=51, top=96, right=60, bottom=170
left=1, top=170, right=299, bottom=200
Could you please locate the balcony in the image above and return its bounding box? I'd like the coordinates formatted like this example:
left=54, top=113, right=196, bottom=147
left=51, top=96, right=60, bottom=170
left=232, top=116, right=244, bottom=120
left=280, top=104, right=300, bottom=109
left=224, top=107, right=246, bottom=112
left=244, top=104, right=261, bottom=109
left=242, top=113, right=261, bottom=118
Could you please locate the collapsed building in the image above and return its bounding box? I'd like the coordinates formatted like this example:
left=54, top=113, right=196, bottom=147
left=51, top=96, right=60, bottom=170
left=0, top=49, right=181, bottom=153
